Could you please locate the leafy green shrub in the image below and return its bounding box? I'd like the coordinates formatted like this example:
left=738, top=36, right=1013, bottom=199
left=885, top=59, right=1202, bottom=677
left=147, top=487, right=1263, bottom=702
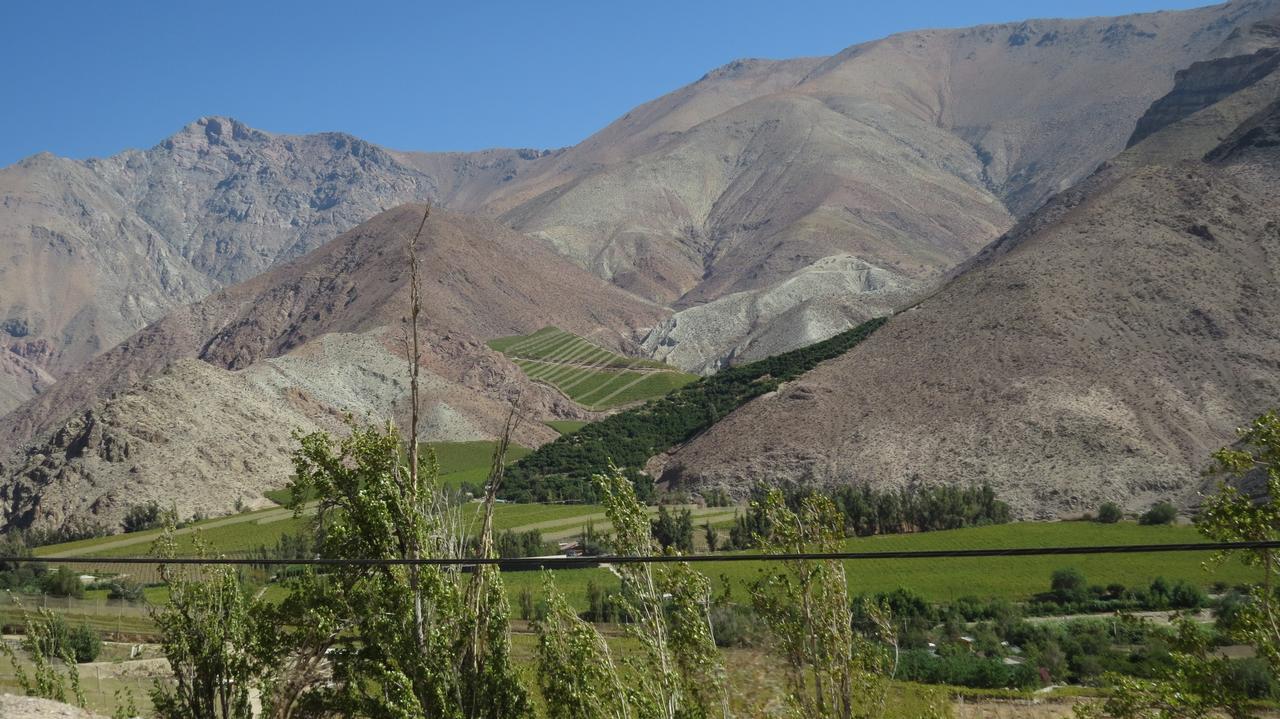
left=1139, top=501, right=1177, bottom=525
left=1097, top=502, right=1123, bottom=523
left=709, top=604, right=767, bottom=647
left=121, top=501, right=175, bottom=533
left=30, top=614, right=101, bottom=663
left=1168, top=580, right=1207, bottom=609
left=482, top=529, right=552, bottom=558
left=66, top=623, right=102, bottom=663
left=897, top=649, right=1038, bottom=689
left=107, top=578, right=145, bottom=602
left=0, top=534, right=47, bottom=591
left=1222, top=657, right=1280, bottom=699
left=40, top=567, right=85, bottom=598
left=1050, top=567, right=1088, bottom=604
left=650, top=505, right=693, bottom=552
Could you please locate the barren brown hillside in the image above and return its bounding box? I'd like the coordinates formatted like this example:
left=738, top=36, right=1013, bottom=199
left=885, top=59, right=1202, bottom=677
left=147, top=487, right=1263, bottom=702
left=502, top=0, right=1280, bottom=370
left=660, top=52, right=1280, bottom=518
left=0, top=206, right=661, bottom=531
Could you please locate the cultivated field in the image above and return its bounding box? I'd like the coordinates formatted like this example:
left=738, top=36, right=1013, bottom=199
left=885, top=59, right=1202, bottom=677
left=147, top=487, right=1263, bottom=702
left=500, top=521, right=1263, bottom=609
left=35, top=513, right=1258, bottom=604
left=489, top=327, right=697, bottom=409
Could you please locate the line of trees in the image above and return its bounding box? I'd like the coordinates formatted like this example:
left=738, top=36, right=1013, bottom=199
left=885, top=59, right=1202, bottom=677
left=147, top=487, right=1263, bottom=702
left=726, top=482, right=1011, bottom=548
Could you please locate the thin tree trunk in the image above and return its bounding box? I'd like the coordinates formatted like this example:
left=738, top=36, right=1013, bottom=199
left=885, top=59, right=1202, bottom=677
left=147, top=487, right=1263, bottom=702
left=404, top=204, right=431, bottom=653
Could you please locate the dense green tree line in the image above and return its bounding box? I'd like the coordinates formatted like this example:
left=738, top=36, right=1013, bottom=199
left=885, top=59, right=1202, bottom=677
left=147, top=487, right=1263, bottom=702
left=726, top=482, right=1011, bottom=548
left=500, top=317, right=887, bottom=502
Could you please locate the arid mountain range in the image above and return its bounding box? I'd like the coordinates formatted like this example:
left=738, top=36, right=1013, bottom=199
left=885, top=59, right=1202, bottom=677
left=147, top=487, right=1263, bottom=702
left=5, top=1, right=1276, bottom=408
left=660, top=35, right=1280, bottom=517
left=0, top=207, right=658, bottom=529
left=1, top=1, right=1279, bottom=530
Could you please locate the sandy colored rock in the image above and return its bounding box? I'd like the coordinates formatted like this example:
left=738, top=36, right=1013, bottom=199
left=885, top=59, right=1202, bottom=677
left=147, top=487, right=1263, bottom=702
left=0, top=695, right=107, bottom=719
left=641, top=254, right=918, bottom=372
left=500, top=1, right=1278, bottom=366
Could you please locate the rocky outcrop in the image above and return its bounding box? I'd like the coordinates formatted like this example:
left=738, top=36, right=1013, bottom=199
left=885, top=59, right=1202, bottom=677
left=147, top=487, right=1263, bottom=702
left=0, top=118, right=548, bottom=415
left=1206, top=97, right=1280, bottom=161
left=1128, top=48, right=1280, bottom=147
left=640, top=255, right=918, bottom=373
left=0, top=695, right=107, bottom=719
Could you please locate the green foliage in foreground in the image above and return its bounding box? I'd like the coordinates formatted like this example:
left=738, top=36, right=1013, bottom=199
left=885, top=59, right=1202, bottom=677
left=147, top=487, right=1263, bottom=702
left=148, top=530, right=259, bottom=719
left=1079, top=409, right=1280, bottom=718
left=278, top=421, right=530, bottom=718
left=0, top=606, right=88, bottom=708
left=501, top=317, right=887, bottom=502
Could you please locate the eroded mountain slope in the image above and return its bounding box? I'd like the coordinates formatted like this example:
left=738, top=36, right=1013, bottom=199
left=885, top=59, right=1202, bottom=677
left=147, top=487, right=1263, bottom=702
left=0, top=206, right=661, bottom=531
left=0, top=118, right=556, bottom=414
left=660, top=54, right=1280, bottom=517
left=502, top=0, right=1280, bottom=370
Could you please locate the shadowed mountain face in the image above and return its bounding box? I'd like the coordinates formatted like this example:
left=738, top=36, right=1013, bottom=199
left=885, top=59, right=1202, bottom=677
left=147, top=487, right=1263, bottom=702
left=658, top=44, right=1280, bottom=519
left=0, top=207, right=661, bottom=531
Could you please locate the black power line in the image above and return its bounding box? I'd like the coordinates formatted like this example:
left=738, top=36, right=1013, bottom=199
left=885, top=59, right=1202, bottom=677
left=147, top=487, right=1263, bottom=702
left=11, top=540, right=1279, bottom=571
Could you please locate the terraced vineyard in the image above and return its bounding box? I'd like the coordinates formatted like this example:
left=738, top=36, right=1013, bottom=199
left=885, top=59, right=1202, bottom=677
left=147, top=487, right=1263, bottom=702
left=489, top=327, right=697, bottom=409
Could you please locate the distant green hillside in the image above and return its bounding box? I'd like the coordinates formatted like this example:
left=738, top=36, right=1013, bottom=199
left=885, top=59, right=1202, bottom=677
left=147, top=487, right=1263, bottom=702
left=489, top=327, right=696, bottom=410
left=500, top=317, right=888, bottom=503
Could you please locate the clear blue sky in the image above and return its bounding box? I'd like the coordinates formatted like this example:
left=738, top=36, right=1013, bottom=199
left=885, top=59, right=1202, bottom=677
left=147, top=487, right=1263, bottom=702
left=0, top=0, right=1213, bottom=167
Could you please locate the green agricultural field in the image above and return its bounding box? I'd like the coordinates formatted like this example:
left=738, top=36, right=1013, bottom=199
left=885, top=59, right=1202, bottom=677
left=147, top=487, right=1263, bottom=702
left=545, top=419, right=589, bottom=435
left=489, top=327, right=697, bottom=410
left=32, top=502, right=611, bottom=560
left=430, top=440, right=532, bottom=489
left=35, top=518, right=1258, bottom=614
left=503, top=521, right=1265, bottom=609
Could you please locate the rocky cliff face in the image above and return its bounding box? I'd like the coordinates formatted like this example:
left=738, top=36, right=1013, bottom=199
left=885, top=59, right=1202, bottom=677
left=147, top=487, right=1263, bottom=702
left=640, top=255, right=917, bottom=373
left=1128, top=48, right=1280, bottom=146
left=500, top=0, right=1280, bottom=370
